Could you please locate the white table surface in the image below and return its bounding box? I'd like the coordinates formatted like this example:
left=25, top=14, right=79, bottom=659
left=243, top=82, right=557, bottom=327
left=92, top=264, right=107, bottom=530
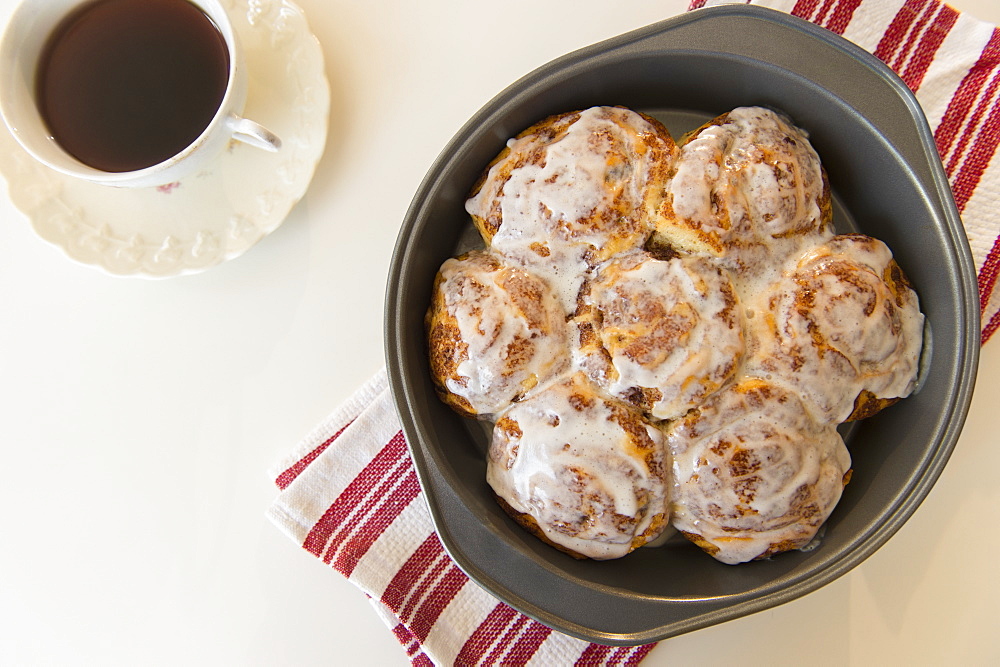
left=2, top=0, right=998, bottom=664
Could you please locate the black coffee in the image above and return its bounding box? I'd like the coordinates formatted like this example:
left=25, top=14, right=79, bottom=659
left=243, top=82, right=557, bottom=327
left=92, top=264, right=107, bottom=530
left=36, top=0, right=229, bottom=173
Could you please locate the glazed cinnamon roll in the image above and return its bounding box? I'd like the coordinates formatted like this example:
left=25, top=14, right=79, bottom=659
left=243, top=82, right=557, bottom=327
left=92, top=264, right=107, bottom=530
left=746, top=234, right=924, bottom=423
left=655, top=106, right=832, bottom=283
left=574, top=251, right=744, bottom=420
left=465, top=106, right=677, bottom=314
left=487, top=373, right=671, bottom=560
left=426, top=251, right=569, bottom=418
left=667, top=378, right=852, bottom=565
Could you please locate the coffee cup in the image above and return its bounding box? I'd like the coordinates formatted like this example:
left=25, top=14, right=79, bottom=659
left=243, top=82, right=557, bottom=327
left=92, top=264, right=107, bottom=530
left=0, top=0, right=281, bottom=188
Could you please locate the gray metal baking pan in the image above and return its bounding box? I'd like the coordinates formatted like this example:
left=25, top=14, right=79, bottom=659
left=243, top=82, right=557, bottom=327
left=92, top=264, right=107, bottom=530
left=385, top=4, right=979, bottom=645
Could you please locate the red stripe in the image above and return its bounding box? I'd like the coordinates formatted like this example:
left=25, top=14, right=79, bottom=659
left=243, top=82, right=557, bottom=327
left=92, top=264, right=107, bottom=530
left=791, top=0, right=821, bottom=20
left=812, top=0, right=838, bottom=26
left=391, top=623, right=420, bottom=654
left=935, top=29, right=1000, bottom=160
left=409, top=564, right=469, bottom=642
left=501, top=621, right=553, bottom=666
left=300, top=431, right=408, bottom=556
left=275, top=419, right=355, bottom=490
left=322, top=455, right=413, bottom=563
left=687, top=0, right=708, bottom=9
left=982, top=306, right=1000, bottom=344
left=330, top=469, right=422, bottom=575
left=893, top=1, right=939, bottom=73
left=609, top=646, right=639, bottom=666
left=874, top=0, right=927, bottom=66
left=581, top=644, right=657, bottom=667
left=398, top=551, right=450, bottom=623
left=944, top=67, right=1000, bottom=175
left=381, top=534, right=447, bottom=613
left=323, top=461, right=410, bottom=563
left=949, top=77, right=1000, bottom=213
left=376, top=531, right=471, bottom=648
left=456, top=604, right=520, bottom=666
left=900, top=3, right=958, bottom=90
left=823, top=0, right=862, bottom=35
left=484, top=615, right=531, bottom=665
left=576, top=643, right=614, bottom=666
left=411, top=654, right=435, bottom=667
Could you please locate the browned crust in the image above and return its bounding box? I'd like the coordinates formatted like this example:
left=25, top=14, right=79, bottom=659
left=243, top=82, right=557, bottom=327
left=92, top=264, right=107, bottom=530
left=668, top=109, right=832, bottom=245
left=677, top=111, right=732, bottom=147
left=848, top=254, right=916, bottom=422
left=818, top=166, right=834, bottom=229
left=494, top=494, right=589, bottom=560
left=679, top=530, right=721, bottom=558
left=884, top=257, right=916, bottom=306
left=425, top=270, right=478, bottom=418
left=846, top=390, right=900, bottom=422
left=495, top=494, right=667, bottom=560
left=438, top=106, right=920, bottom=564
left=642, top=234, right=682, bottom=262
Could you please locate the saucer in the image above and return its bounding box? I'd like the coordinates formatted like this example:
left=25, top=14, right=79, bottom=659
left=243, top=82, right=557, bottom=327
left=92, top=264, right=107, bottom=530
left=0, top=0, right=329, bottom=278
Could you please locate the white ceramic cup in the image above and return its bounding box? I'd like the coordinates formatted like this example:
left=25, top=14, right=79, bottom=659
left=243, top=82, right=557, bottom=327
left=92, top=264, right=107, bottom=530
left=0, top=0, right=281, bottom=188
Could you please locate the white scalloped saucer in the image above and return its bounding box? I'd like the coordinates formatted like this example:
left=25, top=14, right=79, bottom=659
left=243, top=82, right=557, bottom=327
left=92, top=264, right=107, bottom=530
left=0, top=0, right=329, bottom=278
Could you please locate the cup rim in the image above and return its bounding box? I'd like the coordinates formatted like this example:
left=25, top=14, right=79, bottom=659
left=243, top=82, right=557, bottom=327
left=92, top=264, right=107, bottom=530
left=0, top=0, right=242, bottom=186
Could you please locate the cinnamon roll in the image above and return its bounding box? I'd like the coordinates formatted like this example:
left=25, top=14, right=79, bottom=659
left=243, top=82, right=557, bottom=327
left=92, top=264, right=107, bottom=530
left=574, top=251, right=744, bottom=420
left=655, top=106, right=832, bottom=284
left=667, top=378, right=852, bottom=565
left=487, top=373, right=671, bottom=560
left=426, top=251, right=569, bottom=418
left=746, top=234, right=924, bottom=423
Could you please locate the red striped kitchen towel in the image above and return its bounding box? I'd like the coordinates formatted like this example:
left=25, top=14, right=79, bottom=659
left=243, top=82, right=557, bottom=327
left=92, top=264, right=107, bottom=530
left=693, top=0, right=1000, bottom=344
left=269, top=2, right=1000, bottom=665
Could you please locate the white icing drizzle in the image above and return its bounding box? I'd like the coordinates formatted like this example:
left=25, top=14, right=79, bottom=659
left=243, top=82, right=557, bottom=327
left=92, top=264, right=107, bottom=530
left=465, top=106, right=675, bottom=315
left=576, top=252, right=744, bottom=420
left=666, top=379, right=851, bottom=565
left=743, top=234, right=925, bottom=423
left=667, top=133, right=726, bottom=239
left=661, top=106, right=832, bottom=290
left=487, top=373, right=670, bottom=560
left=433, top=251, right=568, bottom=416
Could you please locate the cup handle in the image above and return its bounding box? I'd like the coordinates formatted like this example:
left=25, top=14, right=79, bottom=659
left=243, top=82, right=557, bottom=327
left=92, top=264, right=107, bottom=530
left=226, top=115, right=281, bottom=152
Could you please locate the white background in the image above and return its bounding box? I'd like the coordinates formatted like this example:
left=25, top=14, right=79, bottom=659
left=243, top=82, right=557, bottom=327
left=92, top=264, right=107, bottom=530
left=1, top=0, right=999, bottom=664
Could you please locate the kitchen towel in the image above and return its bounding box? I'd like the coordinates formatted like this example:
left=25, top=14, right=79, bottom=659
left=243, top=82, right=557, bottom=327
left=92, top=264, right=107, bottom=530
left=269, top=1, right=1000, bottom=665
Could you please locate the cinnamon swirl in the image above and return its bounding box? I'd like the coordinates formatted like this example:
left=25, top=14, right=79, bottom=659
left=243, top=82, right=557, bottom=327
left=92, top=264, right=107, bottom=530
left=487, top=373, right=671, bottom=560
left=667, top=378, right=852, bottom=565
left=575, top=251, right=744, bottom=420
left=466, top=106, right=677, bottom=314
left=656, top=106, right=833, bottom=286
left=746, top=234, right=924, bottom=423
left=426, top=250, right=569, bottom=418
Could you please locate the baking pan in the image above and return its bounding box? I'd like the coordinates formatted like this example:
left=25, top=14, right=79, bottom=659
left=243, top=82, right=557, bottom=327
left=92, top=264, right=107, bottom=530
left=385, top=5, right=979, bottom=644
